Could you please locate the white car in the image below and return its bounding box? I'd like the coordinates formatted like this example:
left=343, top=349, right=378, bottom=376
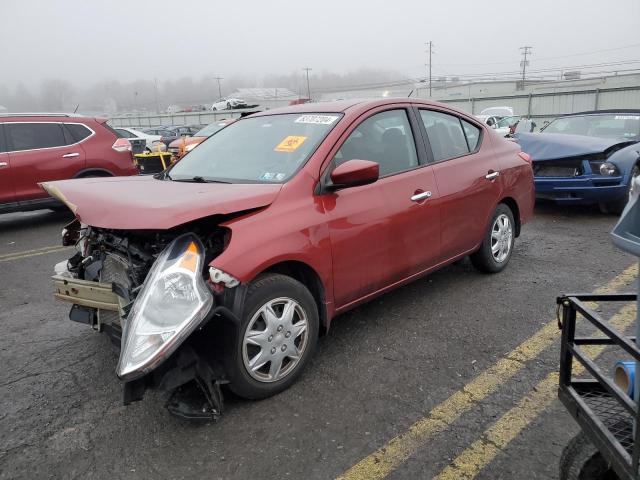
left=114, top=127, right=166, bottom=152
left=210, top=98, right=247, bottom=111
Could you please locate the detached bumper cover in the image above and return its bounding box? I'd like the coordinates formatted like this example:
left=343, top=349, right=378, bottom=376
left=534, top=175, right=627, bottom=204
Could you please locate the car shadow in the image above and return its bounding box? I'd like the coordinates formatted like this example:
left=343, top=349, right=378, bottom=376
left=534, top=199, right=615, bottom=218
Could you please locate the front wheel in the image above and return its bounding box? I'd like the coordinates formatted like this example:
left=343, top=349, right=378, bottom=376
left=601, top=165, right=640, bottom=215
left=225, top=274, right=319, bottom=399
left=470, top=203, right=515, bottom=273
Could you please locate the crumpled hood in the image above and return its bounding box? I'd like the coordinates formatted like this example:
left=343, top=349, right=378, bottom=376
left=41, top=175, right=282, bottom=230
left=515, top=132, right=636, bottom=162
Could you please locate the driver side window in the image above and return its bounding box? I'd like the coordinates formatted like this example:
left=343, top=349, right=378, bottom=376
left=333, top=109, right=418, bottom=177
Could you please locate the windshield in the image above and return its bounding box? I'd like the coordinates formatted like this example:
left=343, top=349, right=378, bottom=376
left=194, top=122, right=230, bottom=137
left=168, top=113, right=343, bottom=183
left=543, top=114, right=640, bottom=139
left=497, top=116, right=520, bottom=128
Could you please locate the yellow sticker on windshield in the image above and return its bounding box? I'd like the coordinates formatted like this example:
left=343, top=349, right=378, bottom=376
left=275, top=135, right=307, bottom=152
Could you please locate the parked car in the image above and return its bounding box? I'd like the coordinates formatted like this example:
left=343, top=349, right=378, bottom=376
left=516, top=109, right=640, bottom=213
left=491, top=115, right=521, bottom=137
left=211, top=98, right=247, bottom=111
left=167, top=119, right=235, bottom=161
left=0, top=113, right=137, bottom=214
left=141, top=125, right=202, bottom=147
left=476, top=106, right=515, bottom=128
left=45, top=99, right=534, bottom=419
left=114, top=127, right=166, bottom=152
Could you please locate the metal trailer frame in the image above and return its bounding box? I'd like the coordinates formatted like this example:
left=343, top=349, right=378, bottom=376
left=558, top=292, right=640, bottom=480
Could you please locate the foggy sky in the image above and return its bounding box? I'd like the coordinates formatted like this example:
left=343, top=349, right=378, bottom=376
left=1, top=0, right=639, bottom=89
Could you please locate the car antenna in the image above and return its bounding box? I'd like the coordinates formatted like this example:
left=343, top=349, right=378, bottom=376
left=73, top=104, right=79, bottom=113
left=407, top=89, right=414, bottom=98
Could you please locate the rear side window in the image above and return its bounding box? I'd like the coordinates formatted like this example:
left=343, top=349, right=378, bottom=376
left=420, top=110, right=478, bottom=162
left=64, top=123, right=92, bottom=143
left=461, top=120, right=481, bottom=151
left=0, top=125, right=6, bottom=153
left=6, top=123, right=66, bottom=151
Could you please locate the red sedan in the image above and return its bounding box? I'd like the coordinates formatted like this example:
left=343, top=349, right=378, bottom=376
left=45, top=99, right=534, bottom=418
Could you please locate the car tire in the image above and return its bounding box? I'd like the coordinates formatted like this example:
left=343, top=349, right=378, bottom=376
left=559, top=431, right=619, bottom=480
left=470, top=203, right=515, bottom=273
left=212, top=106, right=217, bottom=111
left=601, top=165, right=640, bottom=215
left=226, top=102, right=232, bottom=110
left=225, top=274, right=319, bottom=399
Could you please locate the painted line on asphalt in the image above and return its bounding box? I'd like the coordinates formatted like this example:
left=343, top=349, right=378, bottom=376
left=336, top=263, right=638, bottom=480
left=435, top=302, right=637, bottom=480
left=0, top=245, right=71, bottom=263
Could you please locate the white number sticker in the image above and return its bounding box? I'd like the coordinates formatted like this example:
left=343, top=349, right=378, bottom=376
left=294, top=115, right=339, bottom=125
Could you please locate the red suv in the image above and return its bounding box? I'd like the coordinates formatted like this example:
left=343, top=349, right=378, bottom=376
left=46, top=99, right=534, bottom=419
left=0, top=114, right=137, bottom=213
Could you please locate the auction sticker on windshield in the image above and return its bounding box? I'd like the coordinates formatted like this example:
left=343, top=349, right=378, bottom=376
left=294, top=115, right=339, bottom=125
left=275, top=135, right=307, bottom=152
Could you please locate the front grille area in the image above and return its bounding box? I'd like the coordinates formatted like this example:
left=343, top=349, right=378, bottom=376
left=98, top=253, right=131, bottom=328
left=533, top=159, right=584, bottom=177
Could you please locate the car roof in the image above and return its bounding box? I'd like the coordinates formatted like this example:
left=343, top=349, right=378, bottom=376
left=249, top=98, right=463, bottom=117
left=0, top=113, right=95, bottom=122
left=561, top=109, right=640, bottom=116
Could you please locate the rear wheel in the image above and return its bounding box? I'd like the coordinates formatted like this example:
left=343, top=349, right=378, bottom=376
left=470, top=203, right=515, bottom=273
left=560, top=431, right=619, bottom=480
left=225, top=274, right=319, bottom=399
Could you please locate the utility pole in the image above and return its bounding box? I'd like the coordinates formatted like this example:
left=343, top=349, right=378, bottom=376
left=519, top=46, right=532, bottom=88
left=154, top=78, right=159, bottom=113
left=213, top=76, right=223, bottom=99
left=426, top=41, right=434, bottom=97
left=302, top=67, right=312, bottom=100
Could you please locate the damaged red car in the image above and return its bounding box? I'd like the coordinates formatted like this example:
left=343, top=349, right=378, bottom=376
left=45, top=99, right=534, bottom=420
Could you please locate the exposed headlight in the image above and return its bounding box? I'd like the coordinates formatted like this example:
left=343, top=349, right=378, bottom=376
left=600, top=162, right=618, bottom=176
left=117, top=234, right=213, bottom=380
left=184, top=143, right=197, bottom=152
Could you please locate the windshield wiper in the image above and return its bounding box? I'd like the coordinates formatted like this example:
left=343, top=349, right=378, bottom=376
left=170, top=176, right=231, bottom=184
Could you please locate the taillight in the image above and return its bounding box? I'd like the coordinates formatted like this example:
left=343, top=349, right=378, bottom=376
left=112, top=138, right=132, bottom=152
left=518, top=152, right=532, bottom=164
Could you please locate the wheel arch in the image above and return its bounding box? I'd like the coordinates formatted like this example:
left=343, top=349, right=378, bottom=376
left=74, top=168, right=114, bottom=178
left=499, top=196, right=521, bottom=237
left=260, top=260, right=328, bottom=335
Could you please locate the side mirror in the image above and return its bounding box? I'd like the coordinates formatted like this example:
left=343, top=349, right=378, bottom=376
left=329, top=159, right=379, bottom=189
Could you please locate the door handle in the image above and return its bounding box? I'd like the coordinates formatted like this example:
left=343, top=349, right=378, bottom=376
left=485, top=171, right=500, bottom=180
left=0, top=162, right=7, bottom=167
left=62, top=152, right=80, bottom=158
left=411, top=191, right=432, bottom=202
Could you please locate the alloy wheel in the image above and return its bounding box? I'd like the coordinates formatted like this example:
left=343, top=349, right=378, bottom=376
left=491, top=214, right=513, bottom=263
left=242, top=297, right=309, bottom=383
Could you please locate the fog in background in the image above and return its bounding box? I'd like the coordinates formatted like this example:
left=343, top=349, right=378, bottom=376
left=1, top=0, right=639, bottom=113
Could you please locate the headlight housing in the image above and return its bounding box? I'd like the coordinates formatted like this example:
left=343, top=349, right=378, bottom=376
left=599, top=162, right=618, bottom=176
left=117, top=234, right=213, bottom=380
left=184, top=143, right=197, bottom=152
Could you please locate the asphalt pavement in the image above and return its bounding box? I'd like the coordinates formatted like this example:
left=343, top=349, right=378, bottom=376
left=0, top=203, right=636, bottom=480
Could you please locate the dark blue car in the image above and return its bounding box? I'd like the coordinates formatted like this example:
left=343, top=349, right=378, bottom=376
left=516, top=110, right=640, bottom=213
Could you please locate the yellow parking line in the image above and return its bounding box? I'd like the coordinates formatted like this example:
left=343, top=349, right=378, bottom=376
left=435, top=302, right=637, bottom=480
left=336, top=263, right=638, bottom=480
left=0, top=245, right=71, bottom=263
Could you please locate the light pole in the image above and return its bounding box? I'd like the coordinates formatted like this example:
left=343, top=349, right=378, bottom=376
left=302, top=67, right=312, bottom=100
